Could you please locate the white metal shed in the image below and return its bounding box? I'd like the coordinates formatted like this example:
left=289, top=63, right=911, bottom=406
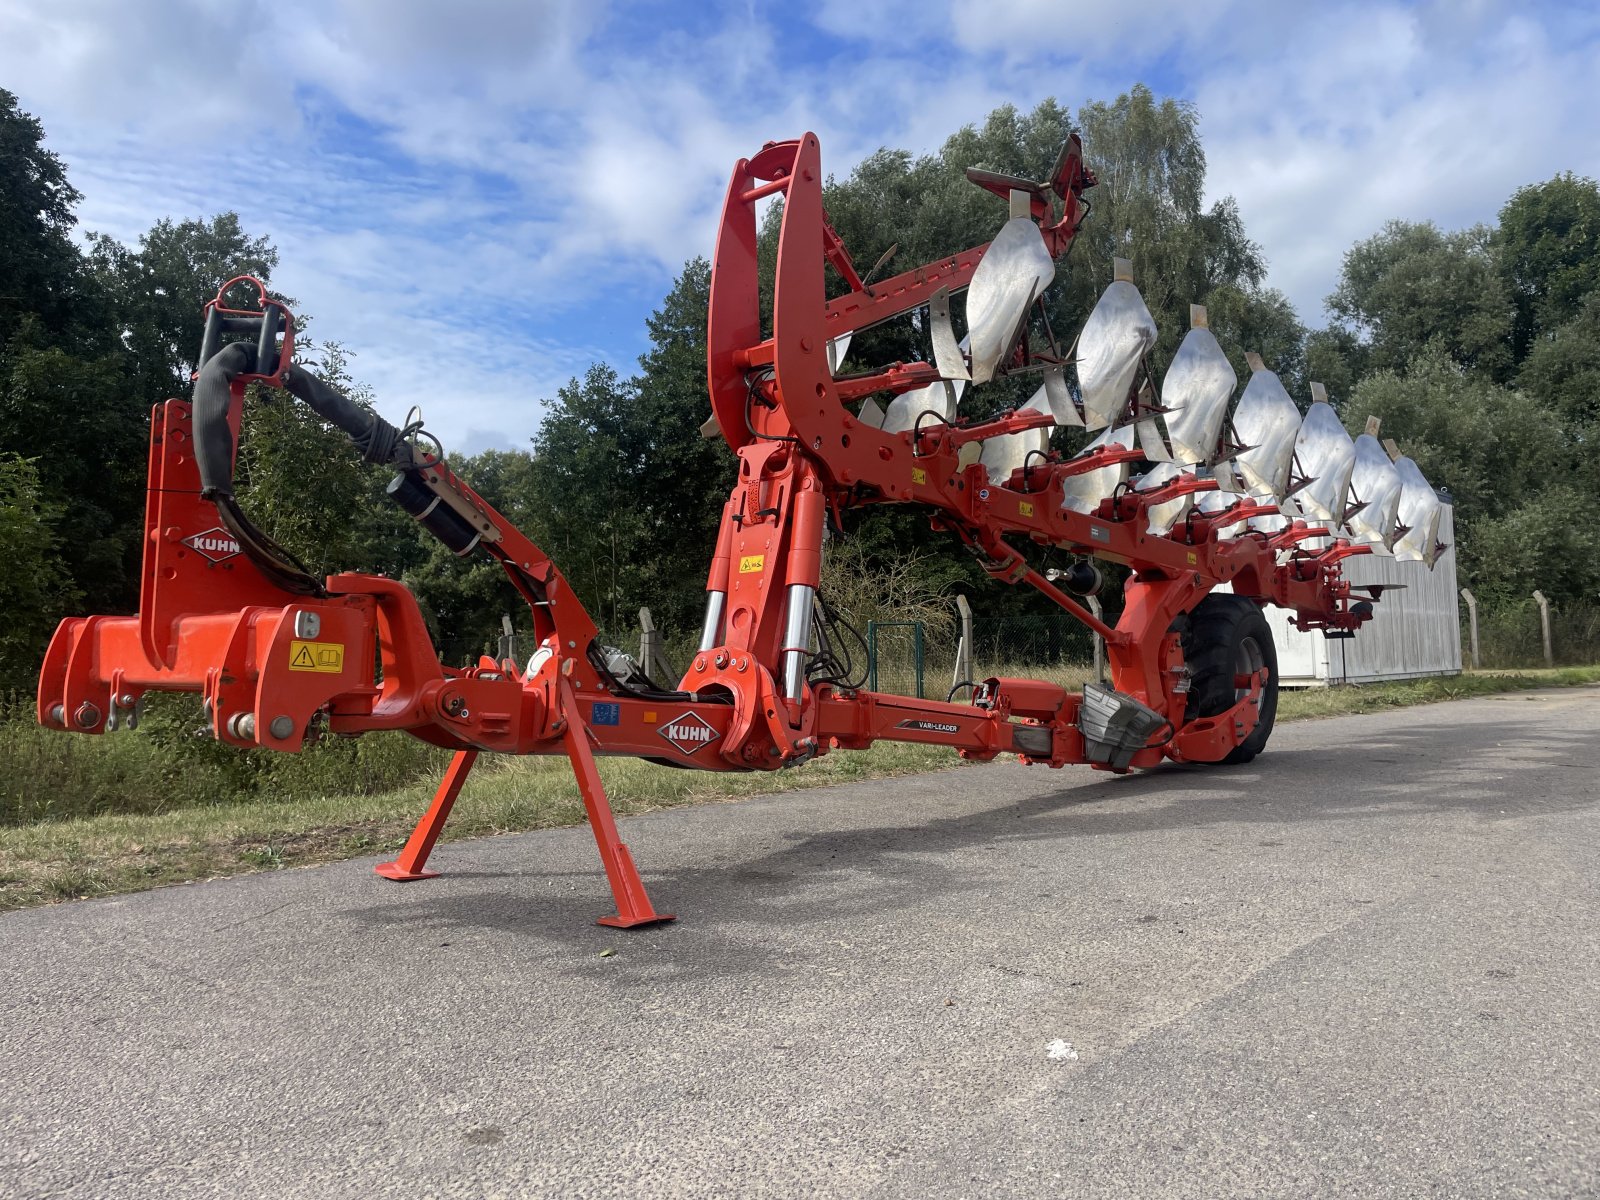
left=1249, top=503, right=1462, bottom=686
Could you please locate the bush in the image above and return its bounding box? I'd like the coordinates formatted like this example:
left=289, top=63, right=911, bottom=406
left=0, top=693, right=447, bottom=826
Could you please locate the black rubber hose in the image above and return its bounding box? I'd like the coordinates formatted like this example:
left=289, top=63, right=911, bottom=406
left=192, top=341, right=254, bottom=498
left=281, top=364, right=410, bottom=467
left=192, top=343, right=412, bottom=499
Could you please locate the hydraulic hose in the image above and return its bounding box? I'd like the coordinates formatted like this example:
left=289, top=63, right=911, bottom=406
left=190, top=342, right=416, bottom=596
left=192, top=343, right=412, bottom=499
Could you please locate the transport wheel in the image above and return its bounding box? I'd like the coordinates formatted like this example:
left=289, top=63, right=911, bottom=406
left=1181, top=594, right=1279, bottom=764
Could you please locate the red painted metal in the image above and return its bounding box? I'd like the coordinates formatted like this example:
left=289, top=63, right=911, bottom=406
left=375, top=749, right=478, bottom=881
left=36, top=132, right=1386, bottom=928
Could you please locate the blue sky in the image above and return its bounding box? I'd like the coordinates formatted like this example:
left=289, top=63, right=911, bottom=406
left=4, top=0, right=1598, bottom=452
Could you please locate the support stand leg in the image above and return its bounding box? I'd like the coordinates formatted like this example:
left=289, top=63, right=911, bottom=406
left=559, top=679, right=675, bottom=929
left=375, top=749, right=478, bottom=881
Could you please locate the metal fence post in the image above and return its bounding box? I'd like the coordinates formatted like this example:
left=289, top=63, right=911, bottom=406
left=1533, top=590, right=1553, bottom=668
left=497, top=614, right=516, bottom=665
left=913, top=622, right=925, bottom=699
left=638, top=607, right=677, bottom=682
left=1087, top=596, right=1105, bottom=682
left=866, top=621, right=879, bottom=692
left=1459, top=588, right=1479, bottom=670
left=953, top=596, right=974, bottom=693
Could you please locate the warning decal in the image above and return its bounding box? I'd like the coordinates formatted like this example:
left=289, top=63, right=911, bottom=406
left=911, top=466, right=927, bottom=486
left=288, top=640, right=345, bottom=673
left=739, top=554, right=765, bottom=574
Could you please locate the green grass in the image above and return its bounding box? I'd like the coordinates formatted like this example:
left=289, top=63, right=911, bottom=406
left=2, top=666, right=1595, bottom=914
left=1276, top=665, right=1600, bottom=720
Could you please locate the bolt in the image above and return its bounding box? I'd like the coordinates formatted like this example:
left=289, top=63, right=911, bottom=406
left=228, top=712, right=257, bottom=739
left=694, top=656, right=706, bottom=671
left=269, top=715, right=295, bottom=740
left=736, top=658, right=747, bottom=672
left=73, top=703, right=101, bottom=730
left=714, top=652, right=730, bottom=668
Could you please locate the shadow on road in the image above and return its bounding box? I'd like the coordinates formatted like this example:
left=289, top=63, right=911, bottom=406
left=341, top=712, right=1598, bottom=976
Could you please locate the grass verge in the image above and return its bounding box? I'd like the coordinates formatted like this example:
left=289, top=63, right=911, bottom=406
left=3, top=666, right=1596, bottom=913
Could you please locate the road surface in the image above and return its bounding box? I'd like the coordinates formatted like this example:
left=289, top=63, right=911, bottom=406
left=3, top=688, right=1598, bottom=1198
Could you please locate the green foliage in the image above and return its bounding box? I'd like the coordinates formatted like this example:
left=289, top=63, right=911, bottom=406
left=0, top=88, right=85, bottom=353
left=0, top=692, right=445, bottom=827
left=1497, top=172, right=1600, bottom=356
left=632, top=259, right=737, bottom=627
left=1516, top=292, right=1600, bottom=428
left=1344, top=348, right=1560, bottom=521
left=527, top=362, right=651, bottom=634
left=0, top=456, right=77, bottom=688
left=0, top=342, right=142, bottom=610
left=1327, top=220, right=1514, bottom=381
left=87, top=214, right=279, bottom=404
left=1075, top=87, right=1268, bottom=369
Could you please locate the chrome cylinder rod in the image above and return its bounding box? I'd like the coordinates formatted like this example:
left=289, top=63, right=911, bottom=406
left=698, top=591, right=727, bottom=652
left=781, top=584, right=816, bottom=701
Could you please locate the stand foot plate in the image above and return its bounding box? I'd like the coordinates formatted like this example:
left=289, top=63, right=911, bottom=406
left=597, top=912, right=676, bottom=929
left=374, top=862, right=441, bottom=882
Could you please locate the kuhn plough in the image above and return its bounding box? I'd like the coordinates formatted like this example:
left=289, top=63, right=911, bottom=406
left=37, top=132, right=1444, bottom=926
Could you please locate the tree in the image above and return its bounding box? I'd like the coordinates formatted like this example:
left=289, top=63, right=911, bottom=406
left=88, top=214, right=279, bottom=408
left=1463, top=487, right=1600, bottom=607
left=527, top=364, right=650, bottom=635
left=1326, top=220, right=1514, bottom=381
left=1075, top=86, right=1267, bottom=370
left=1498, top=172, right=1600, bottom=358
left=0, top=89, right=84, bottom=355
left=0, top=340, right=142, bottom=611
left=1516, top=292, right=1600, bottom=428
left=0, top=454, right=78, bottom=689
left=631, top=258, right=737, bottom=629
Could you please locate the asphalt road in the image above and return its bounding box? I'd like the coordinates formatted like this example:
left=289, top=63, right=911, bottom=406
left=3, top=688, right=1599, bottom=1199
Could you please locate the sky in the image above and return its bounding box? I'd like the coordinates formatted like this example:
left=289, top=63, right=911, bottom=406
left=3, top=0, right=1598, bottom=453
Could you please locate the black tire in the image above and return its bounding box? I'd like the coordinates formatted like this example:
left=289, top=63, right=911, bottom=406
left=1181, top=594, right=1279, bottom=764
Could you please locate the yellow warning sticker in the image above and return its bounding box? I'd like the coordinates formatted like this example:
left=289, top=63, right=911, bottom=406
left=911, top=466, right=927, bottom=486
left=1018, top=500, right=1035, bottom=517
left=1187, top=551, right=1198, bottom=565
left=739, top=554, right=765, bottom=574
left=289, top=640, right=345, bottom=673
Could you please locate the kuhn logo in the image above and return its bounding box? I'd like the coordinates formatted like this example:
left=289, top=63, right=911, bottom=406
left=659, top=711, right=717, bottom=755
left=182, top=527, right=241, bottom=564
